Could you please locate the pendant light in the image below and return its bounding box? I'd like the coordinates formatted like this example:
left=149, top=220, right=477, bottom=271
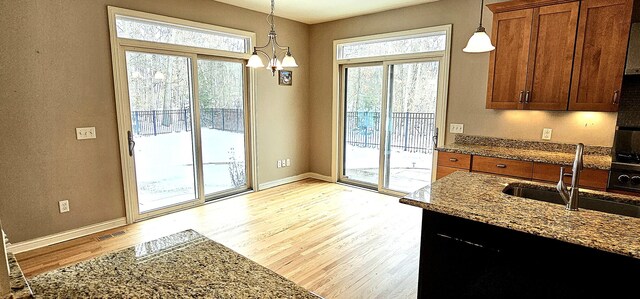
left=463, top=0, right=495, bottom=53
left=247, top=0, right=298, bottom=76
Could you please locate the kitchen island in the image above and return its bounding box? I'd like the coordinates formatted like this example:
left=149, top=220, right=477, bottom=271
left=401, top=172, right=640, bottom=298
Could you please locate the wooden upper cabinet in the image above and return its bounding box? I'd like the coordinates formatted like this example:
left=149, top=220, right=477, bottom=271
left=525, top=2, right=579, bottom=110
left=486, top=9, right=533, bottom=110
left=569, top=0, right=634, bottom=112
left=486, top=0, right=634, bottom=112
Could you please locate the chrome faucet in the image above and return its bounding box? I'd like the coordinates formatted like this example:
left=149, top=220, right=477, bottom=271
left=557, top=143, right=584, bottom=211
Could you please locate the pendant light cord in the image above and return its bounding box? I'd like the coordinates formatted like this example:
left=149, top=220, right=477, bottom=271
left=479, top=0, right=484, bottom=28
left=267, top=0, right=275, bottom=32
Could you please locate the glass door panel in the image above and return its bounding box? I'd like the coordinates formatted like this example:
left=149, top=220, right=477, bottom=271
left=125, top=51, right=198, bottom=214
left=383, top=61, right=440, bottom=193
left=197, top=58, right=248, bottom=196
left=342, top=65, right=384, bottom=186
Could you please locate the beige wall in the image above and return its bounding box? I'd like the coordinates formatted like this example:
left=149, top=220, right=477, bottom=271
left=0, top=0, right=310, bottom=242
left=308, top=0, right=618, bottom=177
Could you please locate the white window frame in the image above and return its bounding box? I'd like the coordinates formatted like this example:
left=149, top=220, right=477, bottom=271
left=107, top=7, right=259, bottom=223
left=331, top=25, right=452, bottom=193
left=336, top=29, right=447, bottom=61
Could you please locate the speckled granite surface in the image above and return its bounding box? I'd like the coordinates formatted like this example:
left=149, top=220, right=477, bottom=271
left=5, top=253, right=33, bottom=299
left=400, top=172, right=640, bottom=259
left=438, top=135, right=612, bottom=170
left=3, top=232, right=33, bottom=299
left=29, top=230, right=321, bottom=298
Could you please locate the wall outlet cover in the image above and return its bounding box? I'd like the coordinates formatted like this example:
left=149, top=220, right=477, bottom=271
left=542, top=128, right=553, bottom=140
left=59, top=200, right=70, bottom=213
left=277, top=160, right=282, bottom=168
left=450, top=123, right=464, bottom=134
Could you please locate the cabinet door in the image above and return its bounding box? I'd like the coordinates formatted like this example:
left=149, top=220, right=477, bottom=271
left=569, top=0, right=633, bottom=112
left=486, top=9, right=533, bottom=110
left=524, top=2, right=579, bottom=111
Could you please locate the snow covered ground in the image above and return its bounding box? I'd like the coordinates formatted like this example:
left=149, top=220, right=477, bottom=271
left=133, top=128, right=245, bottom=212
left=133, top=129, right=433, bottom=212
left=343, top=144, right=433, bottom=192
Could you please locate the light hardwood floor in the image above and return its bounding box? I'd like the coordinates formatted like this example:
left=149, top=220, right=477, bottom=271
left=16, top=179, right=422, bottom=299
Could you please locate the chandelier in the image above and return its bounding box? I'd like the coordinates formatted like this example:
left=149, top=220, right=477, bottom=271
left=246, top=0, right=298, bottom=75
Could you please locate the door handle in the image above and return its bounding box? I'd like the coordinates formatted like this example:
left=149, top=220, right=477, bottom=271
left=613, top=90, right=620, bottom=105
left=127, top=131, right=136, bottom=157
left=449, top=158, right=459, bottom=162
left=524, top=91, right=531, bottom=104
left=496, top=164, right=507, bottom=168
left=432, top=127, right=439, bottom=148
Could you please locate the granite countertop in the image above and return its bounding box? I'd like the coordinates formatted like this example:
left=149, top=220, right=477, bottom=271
left=5, top=253, right=33, bottom=299
left=400, top=171, right=640, bottom=259
left=29, top=230, right=321, bottom=298
left=438, top=134, right=612, bottom=170
left=2, top=232, right=33, bottom=299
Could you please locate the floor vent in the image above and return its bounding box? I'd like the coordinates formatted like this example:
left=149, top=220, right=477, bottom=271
left=96, top=230, right=126, bottom=241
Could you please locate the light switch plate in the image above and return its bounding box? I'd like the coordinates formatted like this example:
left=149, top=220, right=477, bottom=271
left=542, top=128, right=553, bottom=140
left=286, top=159, right=291, bottom=167
left=450, top=124, right=464, bottom=134
left=76, top=127, right=96, bottom=140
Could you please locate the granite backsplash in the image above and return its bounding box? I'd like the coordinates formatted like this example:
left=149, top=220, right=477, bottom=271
left=453, top=134, right=611, bottom=156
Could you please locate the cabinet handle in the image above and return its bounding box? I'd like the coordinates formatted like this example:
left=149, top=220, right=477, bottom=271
left=613, top=90, right=620, bottom=105
left=518, top=90, right=524, bottom=103
left=524, top=91, right=531, bottom=104
left=449, top=158, right=459, bottom=162
left=496, top=164, right=507, bottom=168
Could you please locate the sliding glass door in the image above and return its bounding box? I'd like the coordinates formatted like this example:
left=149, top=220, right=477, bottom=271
left=342, top=65, right=384, bottom=187
left=122, top=49, right=250, bottom=219
left=382, top=61, right=440, bottom=193
left=197, top=58, right=249, bottom=196
left=126, top=51, right=199, bottom=213
left=340, top=59, right=442, bottom=194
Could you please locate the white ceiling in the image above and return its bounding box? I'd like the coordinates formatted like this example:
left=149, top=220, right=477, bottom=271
left=216, top=0, right=440, bottom=24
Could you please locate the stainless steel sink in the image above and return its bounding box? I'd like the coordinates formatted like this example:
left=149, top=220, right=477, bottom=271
left=502, top=185, right=640, bottom=219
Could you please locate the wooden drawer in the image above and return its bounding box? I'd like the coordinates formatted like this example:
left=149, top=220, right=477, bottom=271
left=436, top=166, right=467, bottom=180
left=437, top=152, right=471, bottom=169
left=532, top=163, right=609, bottom=190
left=472, top=156, right=533, bottom=179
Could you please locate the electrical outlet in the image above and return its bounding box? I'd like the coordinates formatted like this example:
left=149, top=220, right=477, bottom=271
left=76, top=127, right=96, bottom=140
left=277, top=160, right=282, bottom=168
left=59, top=200, right=70, bottom=213
left=542, top=128, right=553, bottom=140
left=450, top=124, right=464, bottom=134
left=286, top=158, right=291, bottom=167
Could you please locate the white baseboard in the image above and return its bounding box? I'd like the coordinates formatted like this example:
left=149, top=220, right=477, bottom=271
left=7, top=218, right=127, bottom=254
left=306, top=172, right=334, bottom=182
left=258, top=172, right=335, bottom=190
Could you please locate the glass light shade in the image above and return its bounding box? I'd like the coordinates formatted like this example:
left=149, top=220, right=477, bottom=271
left=282, top=54, right=298, bottom=68
left=153, top=71, right=166, bottom=80
left=247, top=54, right=265, bottom=68
left=463, top=30, right=495, bottom=53
left=267, top=59, right=283, bottom=70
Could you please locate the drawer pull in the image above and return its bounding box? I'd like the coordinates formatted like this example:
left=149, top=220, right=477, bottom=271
left=449, top=158, right=459, bottom=162
left=496, top=164, right=507, bottom=168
